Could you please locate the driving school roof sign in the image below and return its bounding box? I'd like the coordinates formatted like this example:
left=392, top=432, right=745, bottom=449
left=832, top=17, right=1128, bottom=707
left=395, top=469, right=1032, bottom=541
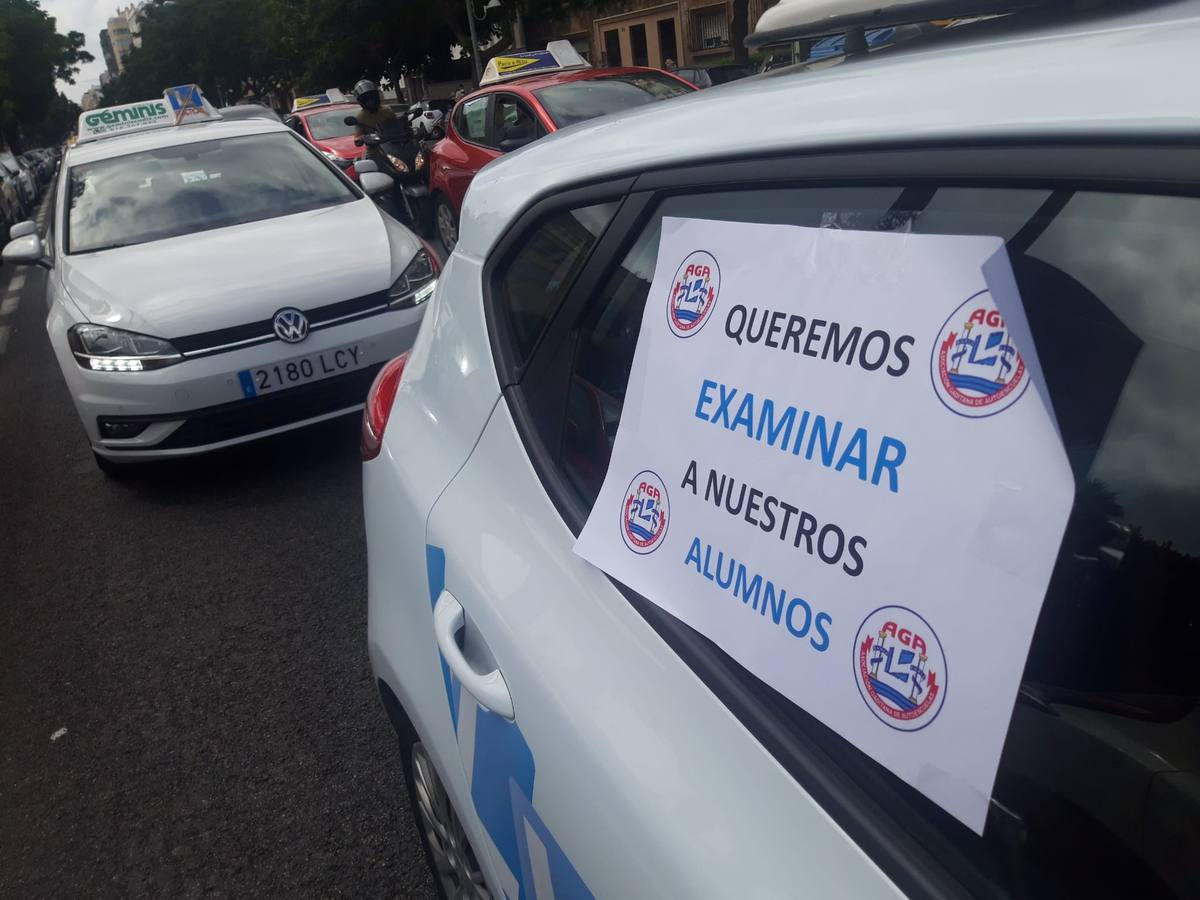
left=77, top=84, right=220, bottom=143
left=480, top=40, right=590, bottom=86
left=77, top=99, right=172, bottom=142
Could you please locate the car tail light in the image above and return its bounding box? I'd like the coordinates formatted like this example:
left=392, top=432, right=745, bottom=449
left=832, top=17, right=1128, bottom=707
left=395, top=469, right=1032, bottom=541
left=362, top=353, right=409, bottom=461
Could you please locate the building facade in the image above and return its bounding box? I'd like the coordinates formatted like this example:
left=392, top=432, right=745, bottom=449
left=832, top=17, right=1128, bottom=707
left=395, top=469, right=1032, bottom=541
left=107, top=15, right=133, bottom=72
left=530, top=0, right=770, bottom=70
left=118, top=3, right=146, bottom=49
left=99, top=28, right=119, bottom=78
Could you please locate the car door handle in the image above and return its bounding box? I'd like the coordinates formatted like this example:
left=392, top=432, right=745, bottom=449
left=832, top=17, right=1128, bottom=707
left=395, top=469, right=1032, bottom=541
left=432, top=590, right=514, bottom=720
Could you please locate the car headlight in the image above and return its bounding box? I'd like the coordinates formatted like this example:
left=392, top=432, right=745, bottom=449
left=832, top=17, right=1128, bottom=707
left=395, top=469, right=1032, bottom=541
left=67, top=324, right=182, bottom=372
left=414, top=151, right=426, bottom=171
left=322, top=149, right=352, bottom=169
left=388, top=247, right=437, bottom=309
left=386, top=154, right=409, bottom=174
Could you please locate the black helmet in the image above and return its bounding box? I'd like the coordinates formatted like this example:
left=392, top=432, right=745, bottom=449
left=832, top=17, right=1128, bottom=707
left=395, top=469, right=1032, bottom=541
left=353, top=79, right=380, bottom=99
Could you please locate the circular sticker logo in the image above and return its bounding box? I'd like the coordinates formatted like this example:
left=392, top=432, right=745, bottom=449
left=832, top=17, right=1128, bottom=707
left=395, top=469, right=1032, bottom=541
left=667, top=251, right=720, bottom=338
left=620, top=470, right=669, bottom=554
left=854, top=606, right=947, bottom=732
left=931, top=290, right=1029, bottom=418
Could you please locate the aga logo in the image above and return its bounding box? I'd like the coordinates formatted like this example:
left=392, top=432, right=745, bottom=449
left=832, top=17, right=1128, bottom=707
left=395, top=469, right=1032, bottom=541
left=931, top=290, right=1029, bottom=418
left=667, top=251, right=720, bottom=338
left=854, top=606, right=947, bottom=732
left=621, top=470, right=669, bottom=554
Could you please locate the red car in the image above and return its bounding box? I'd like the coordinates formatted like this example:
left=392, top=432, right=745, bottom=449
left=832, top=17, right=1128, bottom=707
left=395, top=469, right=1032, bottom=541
left=285, top=100, right=366, bottom=181
left=428, top=50, right=695, bottom=254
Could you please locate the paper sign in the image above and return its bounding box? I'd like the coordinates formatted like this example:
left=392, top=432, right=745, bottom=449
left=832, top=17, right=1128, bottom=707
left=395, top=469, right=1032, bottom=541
left=573, top=217, right=1075, bottom=834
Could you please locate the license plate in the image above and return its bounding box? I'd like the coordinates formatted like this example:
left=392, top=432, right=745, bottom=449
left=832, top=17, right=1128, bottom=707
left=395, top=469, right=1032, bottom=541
left=237, top=344, right=365, bottom=398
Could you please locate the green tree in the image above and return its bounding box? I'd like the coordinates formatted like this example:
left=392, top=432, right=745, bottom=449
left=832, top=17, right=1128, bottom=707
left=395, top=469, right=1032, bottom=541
left=0, top=0, right=92, bottom=148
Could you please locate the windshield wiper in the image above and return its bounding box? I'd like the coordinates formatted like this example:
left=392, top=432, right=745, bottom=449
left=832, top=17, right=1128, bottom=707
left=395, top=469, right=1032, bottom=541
left=72, top=240, right=137, bottom=254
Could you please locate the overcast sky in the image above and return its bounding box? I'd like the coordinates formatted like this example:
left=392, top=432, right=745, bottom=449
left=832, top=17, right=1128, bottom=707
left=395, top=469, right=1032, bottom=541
left=45, top=0, right=113, bottom=103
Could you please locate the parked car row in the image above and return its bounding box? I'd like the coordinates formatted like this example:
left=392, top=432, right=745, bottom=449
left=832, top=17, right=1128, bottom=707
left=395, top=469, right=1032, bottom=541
left=0, top=145, right=57, bottom=237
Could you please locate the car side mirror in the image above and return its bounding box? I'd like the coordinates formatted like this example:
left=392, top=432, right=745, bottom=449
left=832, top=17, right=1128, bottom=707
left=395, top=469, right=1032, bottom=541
left=499, top=136, right=534, bottom=153
left=359, top=171, right=393, bottom=197
left=343, top=115, right=358, bottom=126
left=2, top=233, right=49, bottom=268
left=9, top=220, right=36, bottom=240
left=354, top=159, right=380, bottom=175
left=361, top=133, right=381, bottom=146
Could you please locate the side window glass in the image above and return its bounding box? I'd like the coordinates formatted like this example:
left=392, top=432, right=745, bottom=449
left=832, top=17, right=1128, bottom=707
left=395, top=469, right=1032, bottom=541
left=494, top=203, right=618, bottom=366
left=458, top=96, right=489, bottom=143
left=492, top=95, right=541, bottom=149
left=547, top=184, right=1200, bottom=899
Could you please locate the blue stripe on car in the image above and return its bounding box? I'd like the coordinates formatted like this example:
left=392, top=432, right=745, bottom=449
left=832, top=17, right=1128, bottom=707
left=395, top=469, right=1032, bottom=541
left=426, top=544, right=593, bottom=899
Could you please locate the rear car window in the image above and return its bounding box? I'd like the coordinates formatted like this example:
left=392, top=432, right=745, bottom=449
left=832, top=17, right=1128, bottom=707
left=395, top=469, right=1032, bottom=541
left=531, top=184, right=1200, bottom=898
left=534, top=73, right=691, bottom=128
left=456, top=96, right=490, bottom=142
left=65, top=132, right=356, bottom=254
left=494, top=203, right=617, bottom=364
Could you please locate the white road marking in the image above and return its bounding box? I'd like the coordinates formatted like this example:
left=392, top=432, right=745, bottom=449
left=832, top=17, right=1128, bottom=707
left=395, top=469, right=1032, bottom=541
left=51, top=727, right=68, bottom=742
left=9, top=273, right=25, bottom=293
left=1, top=296, right=18, bottom=316
left=0, top=325, right=9, bottom=354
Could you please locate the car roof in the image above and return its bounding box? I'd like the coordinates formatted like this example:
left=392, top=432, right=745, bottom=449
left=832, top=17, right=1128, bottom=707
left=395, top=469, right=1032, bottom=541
left=65, top=116, right=292, bottom=165
left=297, top=101, right=359, bottom=118
left=459, top=1, right=1200, bottom=259
left=472, top=66, right=681, bottom=97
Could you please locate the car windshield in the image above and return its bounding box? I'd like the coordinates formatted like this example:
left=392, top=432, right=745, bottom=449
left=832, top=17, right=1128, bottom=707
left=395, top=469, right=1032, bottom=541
left=65, top=132, right=357, bottom=254
left=534, top=72, right=690, bottom=128
left=306, top=109, right=358, bottom=141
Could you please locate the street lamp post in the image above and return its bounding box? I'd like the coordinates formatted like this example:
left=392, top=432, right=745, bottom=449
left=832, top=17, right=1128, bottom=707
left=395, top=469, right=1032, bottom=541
left=465, top=0, right=483, bottom=85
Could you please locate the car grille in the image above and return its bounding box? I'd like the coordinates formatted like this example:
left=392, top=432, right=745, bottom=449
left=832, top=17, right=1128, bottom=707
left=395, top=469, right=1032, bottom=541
left=172, top=291, right=390, bottom=357
left=103, top=364, right=382, bottom=451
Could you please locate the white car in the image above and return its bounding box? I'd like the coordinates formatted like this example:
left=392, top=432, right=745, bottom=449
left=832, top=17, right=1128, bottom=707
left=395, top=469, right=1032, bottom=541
left=364, top=2, right=1199, bottom=898
left=407, top=100, right=451, bottom=138
left=1, top=85, right=435, bottom=475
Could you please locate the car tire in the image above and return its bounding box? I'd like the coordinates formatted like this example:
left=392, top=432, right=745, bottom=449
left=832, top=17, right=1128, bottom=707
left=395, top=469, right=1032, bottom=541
left=401, top=737, right=494, bottom=900
left=435, top=196, right=458, bottom=256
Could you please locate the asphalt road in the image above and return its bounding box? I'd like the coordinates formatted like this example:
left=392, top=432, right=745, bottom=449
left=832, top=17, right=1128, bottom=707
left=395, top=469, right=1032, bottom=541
left=0, top=197, right=435, bottom=898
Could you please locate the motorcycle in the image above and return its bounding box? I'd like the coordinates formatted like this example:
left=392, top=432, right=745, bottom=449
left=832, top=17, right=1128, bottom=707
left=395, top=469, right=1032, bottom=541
left=346, top=116, right=433, bottom=237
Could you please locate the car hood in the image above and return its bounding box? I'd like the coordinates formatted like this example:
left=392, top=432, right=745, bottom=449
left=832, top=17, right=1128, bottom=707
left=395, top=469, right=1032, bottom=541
left=319, top=134, right=365, bottom=158
left=62, top=199, right=417, bottom=338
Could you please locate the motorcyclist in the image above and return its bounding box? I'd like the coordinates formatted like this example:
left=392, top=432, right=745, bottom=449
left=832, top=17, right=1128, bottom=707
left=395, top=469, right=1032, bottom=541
left=352, top=79, right=404, bottom=137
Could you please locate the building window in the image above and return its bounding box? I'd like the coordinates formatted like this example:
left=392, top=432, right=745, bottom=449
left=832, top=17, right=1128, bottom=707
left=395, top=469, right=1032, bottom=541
left=693, top=5, right=729, bottom=50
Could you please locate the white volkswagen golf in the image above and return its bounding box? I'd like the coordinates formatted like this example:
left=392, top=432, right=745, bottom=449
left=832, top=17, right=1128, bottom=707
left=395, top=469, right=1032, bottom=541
left=364, top=2, right=1200, bottom=898
left=1, top=85, right=435, bottom=474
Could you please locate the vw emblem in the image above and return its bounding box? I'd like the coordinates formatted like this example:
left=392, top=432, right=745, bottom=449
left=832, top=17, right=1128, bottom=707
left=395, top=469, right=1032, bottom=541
left=272, top=307, right=309, bottom=344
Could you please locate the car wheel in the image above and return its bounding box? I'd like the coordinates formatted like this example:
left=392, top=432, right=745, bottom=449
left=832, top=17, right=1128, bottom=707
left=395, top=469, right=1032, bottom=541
left=403, top=739, right=493, bottom=900
left=435, top=197, right=458, bottom=255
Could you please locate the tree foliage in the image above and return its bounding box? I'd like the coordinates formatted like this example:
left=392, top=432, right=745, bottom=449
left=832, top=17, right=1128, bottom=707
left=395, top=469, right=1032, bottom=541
left=101, top=0, right=618, bottom=108
left=0, top=0, right=92, bottom=148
